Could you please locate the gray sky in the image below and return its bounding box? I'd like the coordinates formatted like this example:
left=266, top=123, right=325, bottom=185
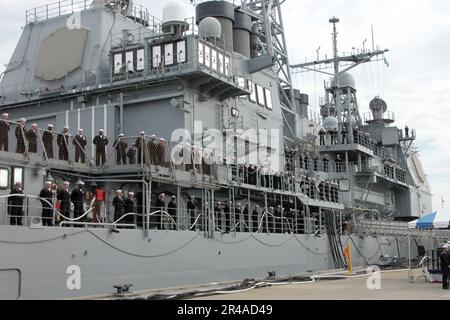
left=0, top=0, right=448, bottom=212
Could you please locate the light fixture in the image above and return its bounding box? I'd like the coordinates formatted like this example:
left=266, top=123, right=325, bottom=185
left=231, top=107, right=240, bottom=118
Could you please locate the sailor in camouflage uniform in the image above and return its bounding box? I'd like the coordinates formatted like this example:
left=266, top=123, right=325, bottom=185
left=27, top=123, right=38, bottom=153
left=0, top=113, right=10, bottom=151
left=42, top=124, right=54, bottom=159
left=57, top=126, right=70, bottom=161
left=15, top=118, right=27, bottom=154
left=73, top=129, right=87, bottom=164
left=93, top=129, right=108, bottom=166
left=156, top=138, right=166, bottom=166
left=147, top=135, right=158, bottom=165
left=114, top=133, right=127, bottom=165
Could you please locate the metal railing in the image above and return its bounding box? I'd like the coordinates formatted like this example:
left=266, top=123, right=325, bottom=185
left=25, top=0, right=152, bottom=26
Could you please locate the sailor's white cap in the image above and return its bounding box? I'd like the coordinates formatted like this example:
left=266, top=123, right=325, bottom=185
left=116, top=190, right=122, bottom=193
left=129, top=192, right=134, bottom=196
left=63, top=181, right=70, bottom=185
left=64, top=125, right=69, bottom=129
left=78, top=128, right=84, bottom=132
left=20, top=118, right=26, bottom=122
left=2, top=113, right=8, bottom=117
left=99, top=129, right=104, bottom=132
left=119, top=133, right=124, bottom=137
left=31, top=123, right=37, bottom=127
left=48, top=124, right=54, bottom=128
left=140, top=131, right=145, bottom=135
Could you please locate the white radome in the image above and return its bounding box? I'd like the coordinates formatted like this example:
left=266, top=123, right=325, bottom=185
left=323, top=116, right=339, bottom=130
left=198, top=17, right=222, bottom=39
left=333, top=72, right=356, bottom=89
left=162, top=1, right=188, bottom=24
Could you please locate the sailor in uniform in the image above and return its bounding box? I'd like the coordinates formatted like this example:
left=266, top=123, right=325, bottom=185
left=42, top=124, right=54, bottom=159
left=112, top=190, right=125, bottom=223
left=73, top=129, right=87, bottom=164
left=15, top=118, right=27, bottom=154
left=127, top=143, right=137, bottom=165
left=147, top=135, right=158, bottom=165
left=135, top=131, right=146, bottom=164
left=27, top=124, right=38, bottom=154
left=0, top=113, right=10, bottom=151
left=124, top=192, right=137, bottom=225
left=156, top=138, right=166, bottom=166
left=153, top=193, right=166, bottom=230
left=57, top=181, right=71, bottom=224
left=57, top=126, right=70, bottom=161
left=187, top=196, right=198, bottom=230
left=93, top=129, right=109, bottom=166
left=71, top=181, right=85, bottom=225
left=114, top=133, right=128, bottom=165
left=167, top=195, right=178, bottom=230
left=318, top=128, right=326, bottom=146
left=39, top=181, right=54, bottom=226
left=9, top=182, right=24, bottom=226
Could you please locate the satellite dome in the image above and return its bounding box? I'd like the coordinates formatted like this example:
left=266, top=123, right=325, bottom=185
left=162, top=1, right=188, bottom=24
left=198, top=17, right=222, bottom=39
left=323, top=116, right=339, bottom=130
left=333, top=73, right=356, bottom=89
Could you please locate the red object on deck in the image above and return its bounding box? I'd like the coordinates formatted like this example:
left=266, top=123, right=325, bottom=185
left=96, top=189, right=106, bottom=202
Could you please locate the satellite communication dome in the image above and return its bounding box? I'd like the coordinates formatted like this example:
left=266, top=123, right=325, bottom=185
left=323, top=116, right=339, bottom=130
left=333, top=72, right=356, bottom=89
left=162, top=1, right=188, bottom=24
left=198, top=17, right=222, bottom=39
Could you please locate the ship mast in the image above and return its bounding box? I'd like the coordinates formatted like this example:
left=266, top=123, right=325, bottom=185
left=291, top=17, right=389, bottom=142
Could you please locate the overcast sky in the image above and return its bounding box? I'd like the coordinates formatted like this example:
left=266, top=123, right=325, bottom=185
left=0, top=0, right=448, bottom=212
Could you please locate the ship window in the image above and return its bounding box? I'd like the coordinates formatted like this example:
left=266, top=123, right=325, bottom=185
left=211, top=49, right=218, bottom=71
left=218, top=53, right=224, bottom=74
left=0, top=168, right=8, bottom=189
left=204, top=46, right=211, bottom=69
left=224, top=56, right=230, bottom=76
left=114, top=53, right=123, bottom=74
left=249, top=81, right=257, bottom=102
left=165, top=43, right=174, bottom=65
left=177, top=40, right=186, bottom=63
left=265, top=88, right=273, bottom=110
left=152, top=45, right=161, bottom=68
left=12, top=167, right=23, bottom=186
left=136, top=49, right=145, bottom=71
left=198, top=42, right=204, bottom=65
left=126, top=51, right=134, bottom=72
left=256, top=85, right=265, bottom=107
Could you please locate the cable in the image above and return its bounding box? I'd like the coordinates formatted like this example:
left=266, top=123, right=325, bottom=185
left=86, top=229, right=201, bottom=258
left=0, top=230, right=87, bottom=244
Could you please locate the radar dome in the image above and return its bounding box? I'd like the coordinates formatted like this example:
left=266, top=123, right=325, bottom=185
left=369, top=97, right=388, bottom=113
left=162, top=1, right=188, bottom=24
left=333, top=72, right=355, bottom=89
left=323, top=116, right=339, bottom=130
left=198, top=17, right=222, bottom=39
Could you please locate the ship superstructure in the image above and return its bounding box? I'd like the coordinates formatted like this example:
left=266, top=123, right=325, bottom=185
left=0, top=0, right=433, bottom=300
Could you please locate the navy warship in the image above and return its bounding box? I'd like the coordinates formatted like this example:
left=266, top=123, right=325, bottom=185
left=0, top=0, right=433, bottom=300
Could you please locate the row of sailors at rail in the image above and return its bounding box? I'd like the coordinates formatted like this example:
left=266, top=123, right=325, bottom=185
left=318, top=126, right=378, bottom=150
left=285, top=152, right=345, bottom=173
left=8, top=182, right=339, bottom=233
left=0, top=114, right=167, bottom=167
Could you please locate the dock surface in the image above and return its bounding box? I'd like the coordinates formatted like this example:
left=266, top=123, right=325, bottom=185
left=193, top=270, right=450, bottom=300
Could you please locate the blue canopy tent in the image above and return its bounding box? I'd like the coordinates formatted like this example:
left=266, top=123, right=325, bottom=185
left=407, top=211, right=450, bottom=283
left=408, top=211, right=450, bottom=230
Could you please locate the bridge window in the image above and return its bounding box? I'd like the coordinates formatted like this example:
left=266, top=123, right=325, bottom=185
left=256, top=85, right=265, bottom=107
left=0, top=168, right=9, bottom=189
left=12, top=167, right=23, bottom=187
left=265, top=88, right=273, bottom=110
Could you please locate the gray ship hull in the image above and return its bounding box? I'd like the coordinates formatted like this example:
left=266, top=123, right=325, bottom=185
left=0, top=226, right=414, bottom=300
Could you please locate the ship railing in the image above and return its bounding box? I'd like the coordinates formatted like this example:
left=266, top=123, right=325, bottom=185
left=363, top=111, right=396, bottom=123
left=25, top=0, right=152, bottom=26
left=0, top=194, right=96, bottom=227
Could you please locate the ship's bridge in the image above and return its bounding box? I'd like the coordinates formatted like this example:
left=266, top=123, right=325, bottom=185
left=109, top=22, right=252, bottom=101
